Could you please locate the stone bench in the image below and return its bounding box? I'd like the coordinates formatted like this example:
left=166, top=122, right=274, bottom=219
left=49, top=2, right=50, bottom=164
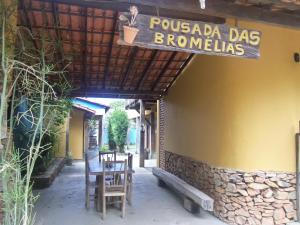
left=152, top=167, right=214, bottom=213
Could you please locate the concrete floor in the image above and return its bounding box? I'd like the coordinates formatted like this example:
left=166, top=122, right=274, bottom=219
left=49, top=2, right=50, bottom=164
left=34, top=160, right=227, bottom=225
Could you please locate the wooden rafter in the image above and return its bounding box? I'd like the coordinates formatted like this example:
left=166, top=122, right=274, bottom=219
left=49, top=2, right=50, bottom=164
left=103, top=11, right=118, bottom=89
left=136, top=50, right=159, bottom=91
left=151, top=52, right=177, bottom=91
left=51, top=2, right=65, bottom=66
left=120, top=46, right=138, bottom=88
left=19, top=0, right=39, bottom=50
left=81, top=7, right=88, bottom=93
left=96, top=10, right=106, bottom=87
left=165, top=54, right=195, bottom=94
left=88, top=8, right=95, bottom=87
left=68, top=4, right=75, bottom=71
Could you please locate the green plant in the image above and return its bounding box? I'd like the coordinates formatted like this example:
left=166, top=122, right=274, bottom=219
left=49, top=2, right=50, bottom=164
left=107, top=118, right=116, bottom=150
left=88, top=116, right=98, bottom=136
left=0, top=1, right=71, bottom=224
left=107, top=101, right=129, bottom=153
left=100, top=145, right=109, bottom=152
left=66, top=151, right=72, bottom=166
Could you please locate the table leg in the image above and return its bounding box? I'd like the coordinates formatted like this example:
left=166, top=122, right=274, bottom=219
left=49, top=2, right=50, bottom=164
left=97, top=175, right=103, bottom=213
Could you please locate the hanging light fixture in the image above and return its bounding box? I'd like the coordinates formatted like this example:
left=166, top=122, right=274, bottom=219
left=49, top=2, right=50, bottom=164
left=199, top=0, right=206, bottom=9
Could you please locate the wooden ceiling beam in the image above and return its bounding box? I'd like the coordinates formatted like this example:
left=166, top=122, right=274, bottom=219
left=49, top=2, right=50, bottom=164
left=18, top=7, right=116, bottom=18
left=245, top=0, right=300, bottom=11
left=39, top=0, right=225, bottom=23
left=40, top=0, right=300, bottom=29
left=18, top=25, right=118, bottom=35
left=71, top=89, right=163, bottom=97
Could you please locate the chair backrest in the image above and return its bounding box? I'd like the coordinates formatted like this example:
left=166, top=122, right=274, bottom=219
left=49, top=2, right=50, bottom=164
left=128, top=153, right=133, bottom=170
left=85, top=150, right=99, bottom=182
left=102, top=160, right=128, bottom=193
left=99, top=151, right=116, bottom=163
left=85, top=150, right=99, bottom=161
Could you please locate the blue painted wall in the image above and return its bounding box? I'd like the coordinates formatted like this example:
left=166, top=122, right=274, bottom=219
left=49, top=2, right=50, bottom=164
left=102, top=127, right=136, bottom=145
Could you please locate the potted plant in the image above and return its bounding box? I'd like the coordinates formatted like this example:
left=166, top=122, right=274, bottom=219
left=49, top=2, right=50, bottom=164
left=66, top=151, right=73, bottom=166
left=119, top=6, right=139, bottom=44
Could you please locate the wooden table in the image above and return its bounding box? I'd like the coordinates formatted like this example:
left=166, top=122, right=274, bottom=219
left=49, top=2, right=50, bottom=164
left=88, top=159, right=134, bottom=211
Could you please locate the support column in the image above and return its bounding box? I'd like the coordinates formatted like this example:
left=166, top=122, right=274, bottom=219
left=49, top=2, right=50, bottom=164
left=98, top=115, right=103, bottom=148
left=150, top=111, right=156, bottom=159
left=136, top=117, right=139, bottom=154
left=83, top=115, right=89, bottom=154
left=65, top=113, right=70, bottom=158
left=139, top=100, right=145, bottom=167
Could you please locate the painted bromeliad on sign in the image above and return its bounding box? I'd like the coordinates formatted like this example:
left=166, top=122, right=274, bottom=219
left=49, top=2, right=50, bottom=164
left=118, top=7, right=262, bottom=59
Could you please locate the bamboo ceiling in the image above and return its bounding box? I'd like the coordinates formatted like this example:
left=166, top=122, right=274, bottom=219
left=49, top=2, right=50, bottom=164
left=17, top=0, right=195, bottom=100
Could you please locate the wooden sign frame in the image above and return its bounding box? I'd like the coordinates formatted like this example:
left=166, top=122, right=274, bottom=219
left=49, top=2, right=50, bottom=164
left=119, top=13, right=261, bottom=59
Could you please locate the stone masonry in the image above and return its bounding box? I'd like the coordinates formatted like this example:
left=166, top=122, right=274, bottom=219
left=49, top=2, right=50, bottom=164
left=158, top=99, right=167, bottom=170
left=165, top=151, right=297, bottom=225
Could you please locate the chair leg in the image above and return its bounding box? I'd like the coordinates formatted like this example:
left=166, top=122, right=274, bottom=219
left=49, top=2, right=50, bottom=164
left=102, top=196, right=106, bottom=220
left=127, top=176, right=132, bottom=205
left=122, top=196, right=126, bottom=218
left=97, top=176, right=102, bottom=212
left=97, top=188, right=101, bottom=211
left=85, top=184, right=90, bottom=209
left=127, top=184, right=132, bottom=205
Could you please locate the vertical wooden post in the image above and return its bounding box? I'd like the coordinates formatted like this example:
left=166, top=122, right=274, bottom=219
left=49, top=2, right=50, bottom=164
left=150, top=111, right=155, bottom=159
left=83, top=115, right=89, bottom=156
left=135, top=117, right=139, bottom=154
left=139, top=100, right=145, bottom=167
left=296, top=121, right=300, bottom=222
left=156, top=100, right=160, bottom=167
left=65, top=113, right=70, bottom=158
left=98, top=115, right=103, bottom=148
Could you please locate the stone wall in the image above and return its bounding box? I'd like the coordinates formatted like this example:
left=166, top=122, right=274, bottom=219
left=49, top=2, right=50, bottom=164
left=165, top=151, right=297, bottom=225
left=158, top=99, right=166, bottom=169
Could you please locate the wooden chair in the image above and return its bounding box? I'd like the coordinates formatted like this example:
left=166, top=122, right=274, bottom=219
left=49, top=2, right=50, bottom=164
left=99, top=151, right=116, bottom=163
left=85, top=150, right=99, bottom=209
left=101, top=159, right=128, bottom=219
left=127, top=153, right=133, bottom=205
left=99, top=151, right=117, bottom=183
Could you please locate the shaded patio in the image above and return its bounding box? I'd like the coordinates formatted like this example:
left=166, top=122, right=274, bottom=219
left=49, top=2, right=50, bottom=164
left=34, top=158, right=226, bottom=225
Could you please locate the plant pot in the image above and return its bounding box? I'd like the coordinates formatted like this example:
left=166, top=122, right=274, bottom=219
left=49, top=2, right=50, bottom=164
left=123, top=25, right=139, bottom=44
left=66, top=157, right=72, bottom=166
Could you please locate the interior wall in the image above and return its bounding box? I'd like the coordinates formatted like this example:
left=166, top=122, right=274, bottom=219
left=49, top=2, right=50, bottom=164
left=164, top=20, right=300, bottom=172
left=54, top=118, right=68, bottom=158
left=69, top=108, right=85, bottom=160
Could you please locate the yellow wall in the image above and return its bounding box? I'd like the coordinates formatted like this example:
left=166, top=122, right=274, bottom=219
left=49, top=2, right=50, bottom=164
left=69, top=108, right=85, bottom=160
left=54, top=117, right=69, bottom=158
left=164, top=21, right=300, bottom=172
